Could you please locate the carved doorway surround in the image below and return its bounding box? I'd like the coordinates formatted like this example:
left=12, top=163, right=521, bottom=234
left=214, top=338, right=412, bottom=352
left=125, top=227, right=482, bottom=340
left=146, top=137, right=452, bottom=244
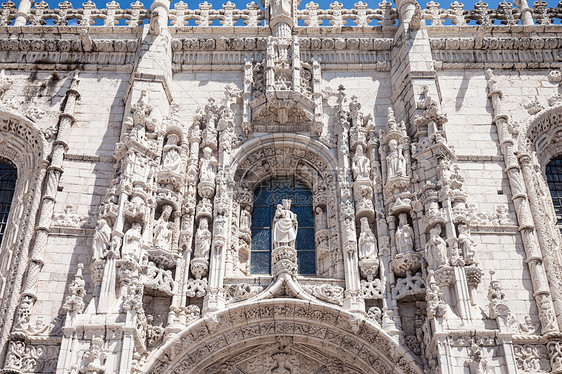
left=145, top=299, right=423, bottom=374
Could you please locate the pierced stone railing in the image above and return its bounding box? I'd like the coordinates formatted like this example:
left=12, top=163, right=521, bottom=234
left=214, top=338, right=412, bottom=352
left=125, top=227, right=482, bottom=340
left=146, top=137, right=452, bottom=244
left=169, top=1, right=265, bottom=26
left=297, top=1, right=398, bottom=27
left=0, top=0, right=560, bottom=28
left=421, top=0, right=562, bottom=26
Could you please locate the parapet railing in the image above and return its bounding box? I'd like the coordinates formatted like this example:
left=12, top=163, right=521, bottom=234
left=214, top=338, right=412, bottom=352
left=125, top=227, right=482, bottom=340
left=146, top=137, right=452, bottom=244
left=0, top=0, right=560, bottom=27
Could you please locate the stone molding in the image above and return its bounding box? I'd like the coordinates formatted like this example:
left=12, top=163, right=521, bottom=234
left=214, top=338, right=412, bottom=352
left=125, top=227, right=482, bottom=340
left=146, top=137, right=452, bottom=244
left=145, top=298, right=423, bottom=374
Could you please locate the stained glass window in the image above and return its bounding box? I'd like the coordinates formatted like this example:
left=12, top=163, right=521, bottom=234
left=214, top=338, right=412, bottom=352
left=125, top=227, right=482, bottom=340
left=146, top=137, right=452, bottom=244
left=0, top=159, right=17, bottom=247
left=250, top=176, right=316, bottom=275
left=546, top=156, right=562, bottom=231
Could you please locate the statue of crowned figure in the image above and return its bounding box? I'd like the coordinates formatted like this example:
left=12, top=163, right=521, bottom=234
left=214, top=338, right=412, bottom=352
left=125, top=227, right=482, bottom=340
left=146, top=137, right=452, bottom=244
left=273, top=199, right=298, bottom=248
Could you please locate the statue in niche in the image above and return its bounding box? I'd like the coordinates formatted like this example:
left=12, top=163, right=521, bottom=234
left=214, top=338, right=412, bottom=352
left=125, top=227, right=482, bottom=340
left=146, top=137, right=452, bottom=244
left=395, top=215, right=414, bottom=254
left=352, top=144, right=371, bottom=180
left=358, top=217, right=377, bottom=260
left=162, top=134, right=182, bottom=174
left=194, top=218, right=211, bottom=260
left=215, top=214, right=226, bottom=237
left=122, top=223, right=143, bottom=262
left=154, top=205, right=173, bottom=251
left=425, top=225, right=448, bottom=271
left=92, top=218, right=111, bottom=261
left=273, top=199, right=298, bottom=248
left=199, top=147, right=217, bottom=184
left=457, top=224, right=476, bottom=264
left=387, top=139, right=406, bottom=179
left=123, top=150, right=136, bottom=178
left=315, top=207, right=326, bottom=230
left=344, top=218, right=357, bottom=253
left=239, top=206, right=251, bottom=232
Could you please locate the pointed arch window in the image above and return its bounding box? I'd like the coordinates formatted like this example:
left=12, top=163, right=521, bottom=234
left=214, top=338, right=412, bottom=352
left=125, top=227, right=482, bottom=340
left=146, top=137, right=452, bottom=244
left=0, top=159, right=17, bottom=247
left=546, top=156, right=562, bottom=231
left=250, top=176, right=316, bottom=275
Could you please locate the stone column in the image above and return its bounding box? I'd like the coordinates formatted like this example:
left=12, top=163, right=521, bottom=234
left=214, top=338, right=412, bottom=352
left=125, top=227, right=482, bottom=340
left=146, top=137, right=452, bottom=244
left=15, top=73, right=80, bottom=321
left=486, top=70, right=561, bottom=370
left=13, top=0, right=33, bottom=26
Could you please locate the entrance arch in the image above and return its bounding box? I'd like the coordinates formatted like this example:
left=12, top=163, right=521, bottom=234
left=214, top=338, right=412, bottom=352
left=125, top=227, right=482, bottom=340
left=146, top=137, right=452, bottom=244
left=145, top=299, right=423, bottom=374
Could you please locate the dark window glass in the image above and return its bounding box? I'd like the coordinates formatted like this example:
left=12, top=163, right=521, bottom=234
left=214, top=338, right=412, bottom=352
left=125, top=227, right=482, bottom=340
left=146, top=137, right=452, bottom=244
left=0, top=159, right=17, bottom=247
left=546, top=157, right=562, bottom=232
left=250, top=176, right=316, bottom=275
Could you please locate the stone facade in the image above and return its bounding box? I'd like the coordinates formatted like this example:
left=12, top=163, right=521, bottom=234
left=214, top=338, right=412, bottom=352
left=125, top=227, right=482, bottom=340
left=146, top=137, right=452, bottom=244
left=0, top=0, right=560, bottom=372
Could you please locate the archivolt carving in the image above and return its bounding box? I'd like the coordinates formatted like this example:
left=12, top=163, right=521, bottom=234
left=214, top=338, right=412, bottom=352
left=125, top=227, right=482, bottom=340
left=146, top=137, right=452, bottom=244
left=231, top=134, right=336, bottom=191
left=523, top=103, right=562, bottom=169
left=144, top=299, right=423, bottom=374
left=0, top=109, right=49, bottom=347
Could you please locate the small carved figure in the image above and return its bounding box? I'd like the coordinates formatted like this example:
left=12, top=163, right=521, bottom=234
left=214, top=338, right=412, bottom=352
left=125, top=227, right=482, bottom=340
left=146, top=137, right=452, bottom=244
left=315, top=207, right=326, bottom=230
left=239, top=206, right=251, bottom=232
left=387, top=139, right=406, bottom=179
left=92, top=219, right=111, bottom=261
left=199, top=147, right=217, bottom=183
left=122, top=223, right=143, bottom=262
left=358, top=217, right=377, bottom=260
left=162, top=134, right=182, bottom=174
left=80, top=336, right=107, bottom=373
left=457, top=224, right=476, bottom=264
left=352, top=144, right=371, bottom=180
left=425, top=225, right=448, bottom=271
left=194, top=218, right=211, bottom=259
left=273, top=199, right=298, bottom=248
left=154, top=205, right=173, bottom=251
left=344, top=218, right=356, bottom=252
left=395, top=215, right=414, bottom=254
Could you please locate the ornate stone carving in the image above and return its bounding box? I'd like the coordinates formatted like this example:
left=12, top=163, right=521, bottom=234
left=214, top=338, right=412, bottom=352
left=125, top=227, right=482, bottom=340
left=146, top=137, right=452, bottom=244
left=425, top=225, right=449, bottom=271
left=62, top=264, right=86, bottom=314
left=514, top=344, right=550, bottom=372
left=303, top=284, right=344, bottom=305
left=153, top=205, right=173, bottom=252
left=79, top=336, right=107, bottom=374
left=122, top=223, right=143, bottom=262
left=225, top=283, right=264, bottom=303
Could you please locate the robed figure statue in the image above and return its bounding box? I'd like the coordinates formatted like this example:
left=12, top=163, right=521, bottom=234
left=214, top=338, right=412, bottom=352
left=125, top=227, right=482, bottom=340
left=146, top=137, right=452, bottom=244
left=273, top=199, right=298, bottom=248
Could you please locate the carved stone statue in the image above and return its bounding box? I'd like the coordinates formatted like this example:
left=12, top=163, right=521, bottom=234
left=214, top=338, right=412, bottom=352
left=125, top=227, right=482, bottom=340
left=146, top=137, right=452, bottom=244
left=239, top=206, right=251, bottom=232
left=315, top=207, right=326, bottom=230
left=194, top=218, right=211, bottom=259
left=358, top=217, right=377, bottom=260
left=387, top=139, right=406, bottom=179
left=395, top=215, right=414, bottom=254
left=352, top=144, right=371, bottom=180
left=122, top=223, right=143, bottom=262
left=162, top=134, right=182, bottom=174
left=273, top=199, right=298, bottom=248
left=457, top=223, right=476, bottom=264
left=425, top=225, right=448, bottom=271
left=199, top=147, right=217, bottom=184
left=80, top=336, right=107, bottom=373
left=154, top=205, right=173, bottom=251
left=92, top=218, right=111, bottom=261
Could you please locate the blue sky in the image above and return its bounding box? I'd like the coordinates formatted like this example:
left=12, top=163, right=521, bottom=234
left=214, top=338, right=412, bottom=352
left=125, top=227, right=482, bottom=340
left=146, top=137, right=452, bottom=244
left=35, top=0, right=561, bottom=10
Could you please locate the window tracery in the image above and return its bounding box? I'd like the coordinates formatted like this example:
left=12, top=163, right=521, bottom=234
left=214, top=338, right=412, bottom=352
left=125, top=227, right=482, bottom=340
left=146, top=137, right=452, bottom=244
left=545, top=156, right=562, bottom=231
left=0, top=158, right=16, bottom=247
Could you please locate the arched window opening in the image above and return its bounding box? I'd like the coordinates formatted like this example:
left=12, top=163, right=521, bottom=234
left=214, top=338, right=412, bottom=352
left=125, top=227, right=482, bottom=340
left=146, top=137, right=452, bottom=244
left=250, top=176, right=315, bottom=275
left=0, top=158, right=17, bottom=247
left=546, top=156, right=562, bottom=231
